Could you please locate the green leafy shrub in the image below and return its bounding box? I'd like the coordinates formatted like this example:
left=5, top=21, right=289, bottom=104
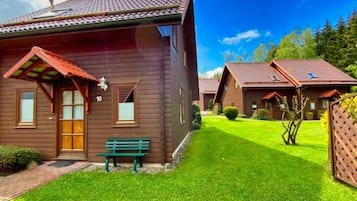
left=317, top=109, right=326, bottom=120
left=252, top=109, right=271, bottom=120
left=320, top=110, right=329, bottom=134
left=0, top=145, right=42, bottom=174
left=192, top=119, right=201, bottom=130
left=195, top=112, right=202, bottom=124
left=207, top=99, right=214, bottom=110
left=223, top=106, right=238, bottom=120
left=192, top=104, right=200, bottom=120
left=305, top=111, right=314, bottom=120
left=213, top=103, right=222, bottom=115
left=340, top=93, right=357, bottom=121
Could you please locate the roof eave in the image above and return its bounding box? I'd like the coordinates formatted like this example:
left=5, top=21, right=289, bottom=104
left=0, top=14, right=182, bottom=39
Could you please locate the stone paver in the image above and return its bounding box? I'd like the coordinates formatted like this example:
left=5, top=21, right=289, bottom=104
left=0, top=161, right=90, bottom=201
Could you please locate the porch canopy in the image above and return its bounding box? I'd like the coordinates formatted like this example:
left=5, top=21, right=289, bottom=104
left=262, top=91, right=283, bottom=101
left=319, top=89, right=341, bottom=99
left=3, top=46, right=98, bottom=112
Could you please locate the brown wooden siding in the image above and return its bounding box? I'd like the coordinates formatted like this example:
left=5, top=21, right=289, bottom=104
left=168, top=25, right=192, bottom=162
left=221, top=74, right=244, bottom=113
left=0, top=26, right=180, bottom=163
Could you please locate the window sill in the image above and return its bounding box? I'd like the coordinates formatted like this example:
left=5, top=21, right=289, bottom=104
left=15, top=125, right=37, bottom=129
left=111, top=123, right=139, bottom=128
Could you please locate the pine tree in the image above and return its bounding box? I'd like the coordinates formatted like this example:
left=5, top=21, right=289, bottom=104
left=343, top=11, right=357, bottom=67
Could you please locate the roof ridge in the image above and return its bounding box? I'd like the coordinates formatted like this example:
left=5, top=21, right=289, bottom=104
left=1, top=3, right=180, bottom=27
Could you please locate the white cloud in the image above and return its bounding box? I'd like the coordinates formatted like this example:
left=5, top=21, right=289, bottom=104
left=222, top=29, right=260, bottom=45
left=265, top=31, right=272, bottom=37
left=200, top=67, right=223, bottom=79
left=22, top=0, right=67, bottom=9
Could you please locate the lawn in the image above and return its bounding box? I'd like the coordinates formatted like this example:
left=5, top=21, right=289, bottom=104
left=17, top=116, right=356, bottom=201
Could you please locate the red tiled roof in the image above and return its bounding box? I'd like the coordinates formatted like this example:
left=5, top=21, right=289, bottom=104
left=319, top=89, right=341, bottom=99
left=262, top=91, right=283, bottom=100
left=225, top=63, right=294, bottom=88
left=3, top=46, right=98, bottom=83
left=0, top=0, right=189, bottom=35
left=271, top=59, right=357, bottom=86
left=199, top=79, right=219, bottom=93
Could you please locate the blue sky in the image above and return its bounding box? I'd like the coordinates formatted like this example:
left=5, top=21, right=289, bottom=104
left=0, top=0, right=356, bottom=76
left=195, top=0, right=356, bottom=76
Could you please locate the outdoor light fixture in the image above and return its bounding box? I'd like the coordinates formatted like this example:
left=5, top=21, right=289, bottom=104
left=98, top=77, right=108, bottom=91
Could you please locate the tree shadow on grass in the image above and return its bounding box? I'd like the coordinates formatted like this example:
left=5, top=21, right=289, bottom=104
left=182, top=127, right=326, bottom=201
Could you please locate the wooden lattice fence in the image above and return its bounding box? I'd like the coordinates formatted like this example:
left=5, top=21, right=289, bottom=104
left=329, top=93, right=357, bottom=188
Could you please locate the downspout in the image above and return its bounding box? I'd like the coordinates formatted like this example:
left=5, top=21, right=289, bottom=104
left=159, top=37, right=167, bottom=165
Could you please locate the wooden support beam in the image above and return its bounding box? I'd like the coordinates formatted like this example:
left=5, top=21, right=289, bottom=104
left=71, top=78, right=90, bottom=113
left=35, top=80, right=55, bottom=113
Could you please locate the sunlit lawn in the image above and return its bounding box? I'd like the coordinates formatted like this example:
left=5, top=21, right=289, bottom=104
left=17, top=116, right=356, bottom=201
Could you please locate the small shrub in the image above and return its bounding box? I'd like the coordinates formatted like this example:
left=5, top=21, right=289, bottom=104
left=192, top=120, right=201, bottom=130
left=0, top=145, right=42, bottom=174
left=223, top=106, right=238, bottom=120
left=207, top=99, right=214, bottom=110
left=195, top=112, right=202, bottom=124
left=252, top=109, right=270, bottom=120
left=317, top=109, right=326, bottom=120
left=320, top=110, right=329, bottom=134
left=305, top=111, right=314, bottom=120
left=238, top=114, right=248, bottom=118
left=213, top=103, right=222, bottom=115
left=192, top=104, right=200, bottom=119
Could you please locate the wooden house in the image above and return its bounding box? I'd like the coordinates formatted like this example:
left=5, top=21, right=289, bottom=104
left=197, top=79, right=219, bottom=111
left=214, top=59, right=357, bottom=119
left=0, top=0, right=198, bottom=165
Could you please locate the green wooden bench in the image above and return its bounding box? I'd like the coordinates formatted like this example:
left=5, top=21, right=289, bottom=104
left=97, top=138, right=150, bottom=173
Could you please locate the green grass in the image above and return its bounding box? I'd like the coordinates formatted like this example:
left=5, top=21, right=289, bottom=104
left=17, top=116, right=356, bottom=201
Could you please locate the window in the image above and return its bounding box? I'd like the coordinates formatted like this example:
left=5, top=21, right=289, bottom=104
left=321, top=99, right=329, bottom=109
left=270, top=75, right=280, bottom=81
left=16, top=89, right=36, bottom=127
left=234, top=81, right=239, bottom=88
left=179, top=87, right=185, bottom=124
left=310, top=100, right=316, bottom=110
left=113, top=84, right=138, bottom=126
left=307, top=72, right=318, bottom=79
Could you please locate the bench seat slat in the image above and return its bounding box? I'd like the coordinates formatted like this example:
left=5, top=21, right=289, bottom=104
left=97, top=153, right=147, bottom=157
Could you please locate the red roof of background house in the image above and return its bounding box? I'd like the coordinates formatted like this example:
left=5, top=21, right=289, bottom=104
left=271, top=59, right=357, bottom=86
left=199, top=79, right=219, bottom=93
left=3, top=46, right=98, bottom=83
left=0, top=0, right=190, bottom=36
left=225, top=63, right=295, bottom=88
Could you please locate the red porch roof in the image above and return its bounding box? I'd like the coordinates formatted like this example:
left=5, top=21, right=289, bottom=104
left=262, top=91, right=283, bottom=100
left=319, top=89, right=341, bottom=99
left=3, top=46, right=98, bottom=83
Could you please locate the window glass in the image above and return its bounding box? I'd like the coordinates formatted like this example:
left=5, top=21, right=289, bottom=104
left=20, top=92, right=34, bottom=123
left=113, top=84, right=137, bottom=125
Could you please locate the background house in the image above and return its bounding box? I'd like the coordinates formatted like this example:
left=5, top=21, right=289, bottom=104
left=214, top=59, right=357, bottom=119
left=197, top=79, right=219, bottom=111
left=0, top=0, right=198, bottom=165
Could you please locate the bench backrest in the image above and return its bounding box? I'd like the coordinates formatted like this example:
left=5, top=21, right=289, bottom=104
left=105, top=138, right=150, bottom=153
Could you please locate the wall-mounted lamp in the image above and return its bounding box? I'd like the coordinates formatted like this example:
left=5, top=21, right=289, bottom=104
left=97, top=77, right=108, bottom=91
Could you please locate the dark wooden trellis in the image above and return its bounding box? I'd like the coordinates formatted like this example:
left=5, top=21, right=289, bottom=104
left=329, top=93, right=357, bottom=188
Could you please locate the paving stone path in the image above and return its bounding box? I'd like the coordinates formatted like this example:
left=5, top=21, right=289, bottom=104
left=0, top=161, right=90, bottom=201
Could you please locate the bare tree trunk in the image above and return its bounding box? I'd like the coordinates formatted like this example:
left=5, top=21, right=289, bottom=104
left=278, top=95, right=308, bottom=145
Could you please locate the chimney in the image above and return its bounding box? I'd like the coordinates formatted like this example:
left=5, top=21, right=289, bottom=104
left=49, top=0, right=54, bottom=10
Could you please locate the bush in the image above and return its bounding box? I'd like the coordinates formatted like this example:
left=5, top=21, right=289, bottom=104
left=213, top=103, right=222, bottom=115
left=207, top=99, right=214, bottom=110
left=223, top=106, right=238, bottom=120
left=305, top=111, right=314, bottom=120
left=192, top=104, right=200, bottom=120
left=0, top=145, right=42, bottom=174
left=320, top=110, right=329, bottom=134
left=192, top=119, right=201, bottom=130
left=252, top=109, right=270, bottom=120
left=195, top=112, right=202, bottom=124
